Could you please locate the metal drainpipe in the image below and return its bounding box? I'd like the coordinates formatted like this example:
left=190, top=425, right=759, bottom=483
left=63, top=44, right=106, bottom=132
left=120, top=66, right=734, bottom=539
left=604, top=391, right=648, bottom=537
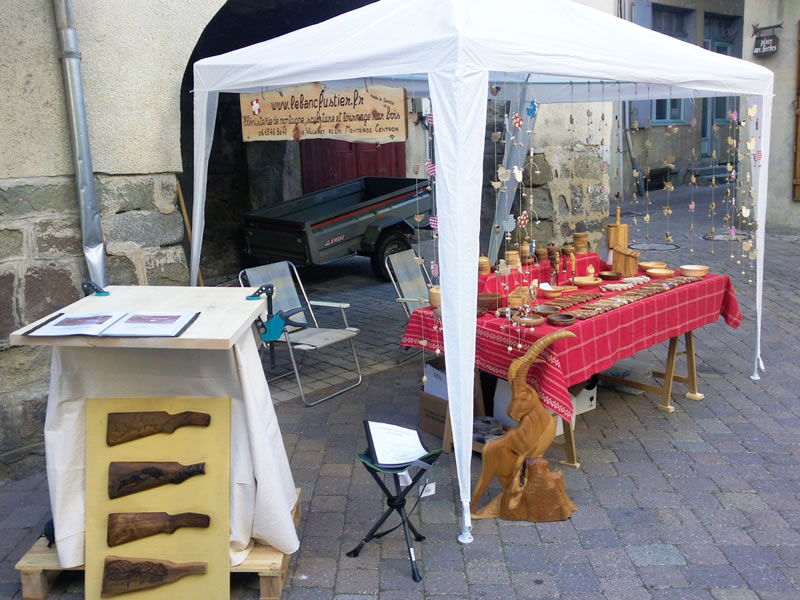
left=53, top=0, right=107, bottom=286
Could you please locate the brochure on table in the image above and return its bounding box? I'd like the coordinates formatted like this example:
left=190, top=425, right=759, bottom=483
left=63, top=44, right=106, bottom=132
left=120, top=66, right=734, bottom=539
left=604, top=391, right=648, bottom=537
left=27, top=312, right=199, bottom=338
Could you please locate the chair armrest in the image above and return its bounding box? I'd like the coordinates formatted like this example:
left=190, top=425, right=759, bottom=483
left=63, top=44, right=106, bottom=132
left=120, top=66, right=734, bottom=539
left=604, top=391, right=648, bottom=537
left=396, top=297, right=429, bottom=304
left=309, top=300, right=351, bottom=309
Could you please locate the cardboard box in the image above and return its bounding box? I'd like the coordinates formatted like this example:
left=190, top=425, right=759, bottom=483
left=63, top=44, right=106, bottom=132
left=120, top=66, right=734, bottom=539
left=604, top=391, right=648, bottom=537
left=418, top=358, right=484, bottom=442
left=419, top=389, right=449, bottom=439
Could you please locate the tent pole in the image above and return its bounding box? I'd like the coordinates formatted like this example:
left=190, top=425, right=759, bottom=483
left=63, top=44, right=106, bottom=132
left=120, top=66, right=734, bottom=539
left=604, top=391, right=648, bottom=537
left=458, top=501, right=473, bottom=543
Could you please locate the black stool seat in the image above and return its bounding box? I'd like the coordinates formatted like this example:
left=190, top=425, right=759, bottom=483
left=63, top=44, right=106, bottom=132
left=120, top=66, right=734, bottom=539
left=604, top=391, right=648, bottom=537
left=346, top=449, right=442, bottom=581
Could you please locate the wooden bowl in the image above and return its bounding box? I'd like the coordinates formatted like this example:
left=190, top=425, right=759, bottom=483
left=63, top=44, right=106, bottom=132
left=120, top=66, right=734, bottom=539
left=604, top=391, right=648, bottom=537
left=639, top=261, right=667, bottom=271
left=598, top=271, right=622, bottom=281
left=547, top=314, right=576, bottom=327
left=646, top=268, right=675, bottom=279
left=679, top=264, right=709, bottom=278
left=541, top=289, right=562, bottom=299
left=533, top=305, right=560, bottom=316
left=573, top=276, right=603, bottom=288
left=512, top=313, right=545, bottom=328
left=477, top=293, right=502, bottom=310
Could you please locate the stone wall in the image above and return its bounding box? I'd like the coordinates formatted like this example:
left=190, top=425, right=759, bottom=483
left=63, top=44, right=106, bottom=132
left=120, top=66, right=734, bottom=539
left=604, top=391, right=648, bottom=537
left=0, top=173, right=188, bottom=478
left=483, top=103, right=611, bottom=258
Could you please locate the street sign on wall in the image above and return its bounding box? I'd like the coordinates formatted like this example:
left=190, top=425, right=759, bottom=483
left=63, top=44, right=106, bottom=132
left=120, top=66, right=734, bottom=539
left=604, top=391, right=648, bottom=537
left=240, top=83, right=407, bottom=143
left=753, top=34, right=779, bottom=56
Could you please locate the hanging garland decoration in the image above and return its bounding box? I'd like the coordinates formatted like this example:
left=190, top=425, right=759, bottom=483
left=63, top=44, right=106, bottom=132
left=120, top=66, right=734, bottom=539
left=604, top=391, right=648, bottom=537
left=630, top=84, right=641, bottom=240
left=708, top=123, right=719, bottom=255
left=524, top=99, right=540, bottom=259
left=725, top=110, right=739, bottom=267
left=687, top=146, right=697, bottom=254
left=663, top=156, right=675, bottom=244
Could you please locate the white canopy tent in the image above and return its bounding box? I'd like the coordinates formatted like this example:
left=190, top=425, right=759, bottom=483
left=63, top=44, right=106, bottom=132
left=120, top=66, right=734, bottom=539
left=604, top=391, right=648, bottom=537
left=191, top=0, right=774, bottom=543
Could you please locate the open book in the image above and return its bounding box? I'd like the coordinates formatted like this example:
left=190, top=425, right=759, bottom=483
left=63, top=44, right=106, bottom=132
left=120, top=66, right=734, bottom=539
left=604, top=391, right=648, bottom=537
left=25, top=312, right=199, bottom=338
left=364, top=421, right=429, bottom=468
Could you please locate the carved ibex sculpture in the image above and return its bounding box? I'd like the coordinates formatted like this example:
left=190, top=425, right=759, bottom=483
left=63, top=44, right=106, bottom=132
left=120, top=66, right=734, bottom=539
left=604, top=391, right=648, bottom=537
left=471, top=330, right=578, bottom=521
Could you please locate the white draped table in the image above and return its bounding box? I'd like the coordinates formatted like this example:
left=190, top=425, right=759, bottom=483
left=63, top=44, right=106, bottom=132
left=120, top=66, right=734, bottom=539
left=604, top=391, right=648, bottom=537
left=10, top=285, right=299, bottom=568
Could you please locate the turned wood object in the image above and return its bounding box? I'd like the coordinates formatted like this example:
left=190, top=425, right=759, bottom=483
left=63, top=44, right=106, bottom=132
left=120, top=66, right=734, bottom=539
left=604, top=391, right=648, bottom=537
left=606, top=205, right=629, bottom=250
left=108, top=462, right=205, bottom=499
left=572, top=232, right=589, bottom=254
left=101, top=556, right=206, bottom=597
left=106, top=411, right=211, bottom=446
left=612, top=246, right=641, bottom=278
left=107, top=512, right=210, bottom=547
left=471, top=330, right=578, bottom=521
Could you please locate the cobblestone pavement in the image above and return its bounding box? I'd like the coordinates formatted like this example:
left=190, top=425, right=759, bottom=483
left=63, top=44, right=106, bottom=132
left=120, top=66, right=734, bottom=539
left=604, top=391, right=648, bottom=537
left=2, top=187, right=799, bottom=599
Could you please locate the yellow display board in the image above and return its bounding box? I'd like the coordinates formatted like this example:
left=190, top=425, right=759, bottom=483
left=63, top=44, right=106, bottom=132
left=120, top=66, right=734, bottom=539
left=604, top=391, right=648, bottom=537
left=85, top=397, right=230, bottom=600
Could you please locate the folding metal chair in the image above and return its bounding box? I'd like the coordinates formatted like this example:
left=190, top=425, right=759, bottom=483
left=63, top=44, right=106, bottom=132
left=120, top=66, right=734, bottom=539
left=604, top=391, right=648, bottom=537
left=385, top=249, right=431, bottom=319
left=347, top=446, right=442, bottom=582
left=239, top=261, right=362, bottom=406
left=385, top=249, right=431, bottom=362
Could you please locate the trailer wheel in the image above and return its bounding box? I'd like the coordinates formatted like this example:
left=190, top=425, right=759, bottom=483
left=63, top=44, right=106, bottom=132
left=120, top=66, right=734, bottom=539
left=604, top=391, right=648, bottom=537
left=372, top=232, right=412, bottom=281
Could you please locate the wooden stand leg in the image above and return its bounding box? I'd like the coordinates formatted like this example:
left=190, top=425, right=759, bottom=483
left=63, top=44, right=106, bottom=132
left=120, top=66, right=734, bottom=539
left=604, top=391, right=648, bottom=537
left=20, top=570, right=56, bottom=600
left=442, top=409, right=453, bottom=454
left=683, top=331, right=705, bottom=401
left=657, top=337, right=678, bottom=413
left=559, top=418, right=580, bottom=469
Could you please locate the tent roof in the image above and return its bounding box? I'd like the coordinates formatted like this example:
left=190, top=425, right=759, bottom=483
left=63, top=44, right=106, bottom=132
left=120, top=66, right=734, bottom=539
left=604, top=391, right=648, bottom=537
left=194, top=0, right=773, bottom=101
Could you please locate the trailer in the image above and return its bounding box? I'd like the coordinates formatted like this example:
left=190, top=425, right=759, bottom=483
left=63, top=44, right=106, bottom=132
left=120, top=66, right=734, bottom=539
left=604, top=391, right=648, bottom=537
left=242, top=177, right=433, bottom=280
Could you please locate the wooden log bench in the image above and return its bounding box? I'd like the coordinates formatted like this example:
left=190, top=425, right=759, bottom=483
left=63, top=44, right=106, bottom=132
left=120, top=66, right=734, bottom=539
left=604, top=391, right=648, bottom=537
left=15, top=489, right=301, bottom=600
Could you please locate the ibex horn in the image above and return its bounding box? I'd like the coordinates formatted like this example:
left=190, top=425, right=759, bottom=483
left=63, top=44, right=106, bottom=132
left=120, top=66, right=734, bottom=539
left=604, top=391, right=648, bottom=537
left=509, top=330, right=577, bottom=392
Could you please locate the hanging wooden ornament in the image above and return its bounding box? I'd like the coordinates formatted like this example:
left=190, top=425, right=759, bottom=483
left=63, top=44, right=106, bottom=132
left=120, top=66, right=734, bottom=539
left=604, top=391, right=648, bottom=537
left=491, top=132, right=502, bottom=143
left=498, top=165, right=511, bottom=182
left=512, top=165, right=523, bottom=183
left=741, top=206, right=751, bottom=218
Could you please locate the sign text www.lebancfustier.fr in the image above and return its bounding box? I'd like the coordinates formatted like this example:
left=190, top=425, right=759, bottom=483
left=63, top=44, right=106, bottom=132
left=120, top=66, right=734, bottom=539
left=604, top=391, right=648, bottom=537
left=240, top=83, right=408, bottom=144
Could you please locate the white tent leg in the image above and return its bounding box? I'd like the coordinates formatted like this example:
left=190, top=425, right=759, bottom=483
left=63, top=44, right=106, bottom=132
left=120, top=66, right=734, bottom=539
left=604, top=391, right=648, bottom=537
left=429, top=69, right=488, bottom=545
left=458, top=501, right=473, bottom=544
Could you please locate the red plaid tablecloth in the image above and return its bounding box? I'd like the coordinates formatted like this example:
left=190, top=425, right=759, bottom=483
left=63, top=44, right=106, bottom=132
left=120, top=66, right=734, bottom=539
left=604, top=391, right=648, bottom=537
left=479, top=253, right=601, bottom=298
left=401, top=273, right=742, bottom=421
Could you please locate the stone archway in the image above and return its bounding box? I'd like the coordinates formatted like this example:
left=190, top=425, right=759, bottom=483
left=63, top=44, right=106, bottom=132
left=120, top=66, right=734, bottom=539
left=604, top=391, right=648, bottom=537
left=178, top=0, right=378, bottom=280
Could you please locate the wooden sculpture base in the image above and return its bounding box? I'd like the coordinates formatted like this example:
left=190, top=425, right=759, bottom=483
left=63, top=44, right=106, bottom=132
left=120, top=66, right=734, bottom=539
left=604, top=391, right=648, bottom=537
left=472, top=457, right=577, bottom=522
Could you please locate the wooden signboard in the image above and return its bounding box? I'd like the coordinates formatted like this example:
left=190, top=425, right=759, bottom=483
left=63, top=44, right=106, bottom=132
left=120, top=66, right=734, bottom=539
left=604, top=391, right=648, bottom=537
left=240, top=83, right=407, bottom=144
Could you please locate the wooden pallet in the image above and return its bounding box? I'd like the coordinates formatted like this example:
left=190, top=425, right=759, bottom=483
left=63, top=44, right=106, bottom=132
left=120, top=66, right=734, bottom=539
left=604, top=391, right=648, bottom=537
left=15, top=489, right=301, bottom=600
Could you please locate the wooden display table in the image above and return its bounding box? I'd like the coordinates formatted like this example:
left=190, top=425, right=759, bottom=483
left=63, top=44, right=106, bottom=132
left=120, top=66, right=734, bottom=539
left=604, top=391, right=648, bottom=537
left=10, top=286, right=301, bottom=594
left=15, top=490, right=301, bottom=600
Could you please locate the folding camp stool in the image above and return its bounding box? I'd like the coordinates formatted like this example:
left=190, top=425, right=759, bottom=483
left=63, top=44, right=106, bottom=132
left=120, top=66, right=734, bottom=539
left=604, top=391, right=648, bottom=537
left=346, top=449, right=442, bottom=581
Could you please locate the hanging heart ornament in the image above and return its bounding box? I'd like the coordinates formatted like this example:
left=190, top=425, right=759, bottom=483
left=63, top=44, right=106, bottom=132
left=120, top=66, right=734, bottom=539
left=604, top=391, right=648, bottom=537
left=512, top=165, right=523, bottom=183
left=517, top=211, right=530, bottom=227
left=746, top=138, right=756, bottom=151
left=512, top=112, right=524, bottom=130
left=503, top=215, right=517, bottom=232
left=742, top=240, right=753, bottom=251
left=413, top=214, right=425, bottom=222
left=497, top=165, right=511, bottom=182
left=490, top=85, right=501, bottom=97
left=747, top=105, right=758, bottom=118
left=741, top=206, right=751, bottom=218
left=490, top=181, right=502, bottom=190
left=491, top=132, right=502, bottom=143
